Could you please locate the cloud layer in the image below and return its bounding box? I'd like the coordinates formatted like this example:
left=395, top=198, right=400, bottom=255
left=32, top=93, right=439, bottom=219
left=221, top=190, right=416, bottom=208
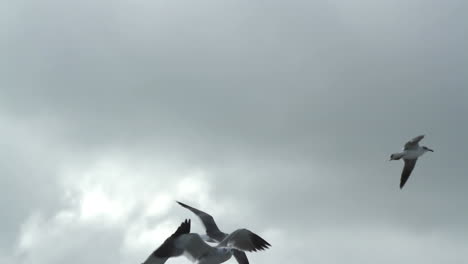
left=1, top=0, right=467, bottom=263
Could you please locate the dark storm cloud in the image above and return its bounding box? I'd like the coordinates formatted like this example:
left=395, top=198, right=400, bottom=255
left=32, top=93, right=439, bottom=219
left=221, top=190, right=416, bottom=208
left=1, top=0, right=468, bottom=263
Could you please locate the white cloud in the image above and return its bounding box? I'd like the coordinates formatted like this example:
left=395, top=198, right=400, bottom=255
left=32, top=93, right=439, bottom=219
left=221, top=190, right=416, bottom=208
left=12, top=151, right=219, bottom=263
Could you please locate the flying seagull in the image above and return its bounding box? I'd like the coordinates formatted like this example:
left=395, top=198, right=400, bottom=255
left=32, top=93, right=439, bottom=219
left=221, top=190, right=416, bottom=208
left=389, top=135, right=433, bottom=188
left=176, top=201, right=255, bottom=264
left=141, top=219, right=271, bottom=264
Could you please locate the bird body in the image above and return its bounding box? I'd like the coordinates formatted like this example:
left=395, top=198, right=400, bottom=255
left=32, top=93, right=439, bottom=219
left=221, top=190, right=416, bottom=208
left=403, top=148, right=426, bottom=159
left=391, top=147, right=430, bottom=160
left=176, top=233, right=232, bottom=263
left=195, top=246, right=232, bottom=264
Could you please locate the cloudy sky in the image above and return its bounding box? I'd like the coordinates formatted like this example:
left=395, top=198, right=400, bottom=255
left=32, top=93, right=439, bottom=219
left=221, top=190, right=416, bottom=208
left=1, top=0, right=468, bottom=263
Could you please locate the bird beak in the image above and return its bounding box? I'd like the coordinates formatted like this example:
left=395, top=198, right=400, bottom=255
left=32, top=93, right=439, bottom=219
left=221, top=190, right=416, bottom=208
left=428, top=148, right=434, bottom=152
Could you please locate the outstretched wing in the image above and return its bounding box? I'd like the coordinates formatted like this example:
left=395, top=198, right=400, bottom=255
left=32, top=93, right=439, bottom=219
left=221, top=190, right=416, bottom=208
left=404, top=135, right=425, bottom=150
left=400, top=159, right=417, bottom=189
left=141, top=257, right=168, bottom=264
left=219, top=229, right=271, bottom=252
left=177, top=201, right=227, bottom=241
left=142, top=219, right=191, bottom=264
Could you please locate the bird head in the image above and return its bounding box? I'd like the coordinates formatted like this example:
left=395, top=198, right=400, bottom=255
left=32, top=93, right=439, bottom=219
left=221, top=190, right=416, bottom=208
left=389, top=154, right=398, bottom=161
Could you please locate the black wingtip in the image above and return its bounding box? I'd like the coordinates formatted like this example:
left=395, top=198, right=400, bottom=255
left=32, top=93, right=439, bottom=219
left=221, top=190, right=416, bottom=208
left=171, top=219, right=191, bottom=238
left=176, top=201, right=188, bottom=207
left=400, top=181, right=405, bottom=189
left=249, top=233, right=271, bottom=252
left=152, top=219, right=191, bottom=258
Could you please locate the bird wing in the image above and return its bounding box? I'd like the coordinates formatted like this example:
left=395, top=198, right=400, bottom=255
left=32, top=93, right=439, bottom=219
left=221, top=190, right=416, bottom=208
left=233, top=250, right=250, bottom=264
left=177, top=201, right=227, bottom=241
left=218, top=229, right=271, bottom=252
left=404, top=135, right=425, bottom=150
left=142, top=219, right=191, bottom=264
left=400, top=159, right=417, bottom=189
left=141, top=257, right=168, bottom=264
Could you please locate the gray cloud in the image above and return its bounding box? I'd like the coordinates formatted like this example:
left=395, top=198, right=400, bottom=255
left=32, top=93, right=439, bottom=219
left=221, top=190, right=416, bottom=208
left=1, top=0, right=467, bottom=263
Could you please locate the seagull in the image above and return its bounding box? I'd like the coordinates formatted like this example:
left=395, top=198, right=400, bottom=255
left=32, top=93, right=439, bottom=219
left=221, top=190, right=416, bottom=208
left=141, top=219, right=271, bottom=264
left=176, top=201, right=250, bottom=264
left=389, top=135, right=434, bottom=189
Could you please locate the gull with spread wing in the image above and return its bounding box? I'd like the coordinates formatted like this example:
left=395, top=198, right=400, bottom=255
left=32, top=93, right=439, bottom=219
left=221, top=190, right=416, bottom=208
left=142, top=218, right=270, bottom=264
left=389, top=135, right=434, bottom=189
left=176, top=201, right=253, bottom=264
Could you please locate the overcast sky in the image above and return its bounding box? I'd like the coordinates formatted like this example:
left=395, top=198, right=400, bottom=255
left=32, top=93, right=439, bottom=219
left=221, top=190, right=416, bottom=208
left=1, top=0, right=468, bottom=263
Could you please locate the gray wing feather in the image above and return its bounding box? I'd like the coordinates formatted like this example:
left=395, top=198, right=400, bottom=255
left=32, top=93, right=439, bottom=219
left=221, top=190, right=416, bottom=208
left=404, top=135, right=425, bottom=150
left=400, top=159, right=417, bottom=189
left=233, top=250, right=250, bottom=264
left=219, top=229, right=271, bottom=252
left=177, top=201, right=227, bottom=241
